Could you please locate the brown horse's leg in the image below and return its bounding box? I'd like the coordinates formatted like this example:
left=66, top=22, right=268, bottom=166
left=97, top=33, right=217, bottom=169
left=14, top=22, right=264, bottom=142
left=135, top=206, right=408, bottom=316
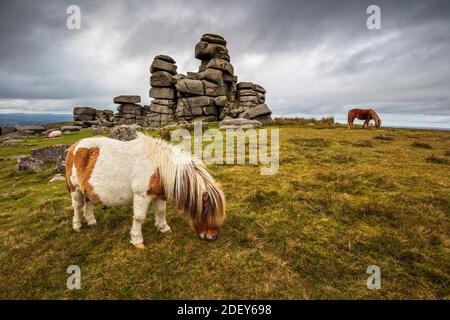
left=348, top=113, right=354, bottom=130
left=363, top=120, right=369, bottom=129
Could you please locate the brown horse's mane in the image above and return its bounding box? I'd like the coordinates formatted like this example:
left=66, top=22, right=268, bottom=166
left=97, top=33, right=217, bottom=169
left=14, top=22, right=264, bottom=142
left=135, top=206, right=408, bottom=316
left=369, top=109, right=380, bottom=122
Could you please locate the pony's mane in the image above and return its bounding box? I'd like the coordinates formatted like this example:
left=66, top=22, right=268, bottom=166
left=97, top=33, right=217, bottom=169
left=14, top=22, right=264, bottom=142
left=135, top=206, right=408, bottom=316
left=136, top=132, right=225, bottom=227
left=369, top=109, right=381, bottom=121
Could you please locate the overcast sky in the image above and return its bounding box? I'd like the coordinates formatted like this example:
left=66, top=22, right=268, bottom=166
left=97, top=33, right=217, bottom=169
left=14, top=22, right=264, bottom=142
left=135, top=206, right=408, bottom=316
left=0, top=0, right=449, bottom=127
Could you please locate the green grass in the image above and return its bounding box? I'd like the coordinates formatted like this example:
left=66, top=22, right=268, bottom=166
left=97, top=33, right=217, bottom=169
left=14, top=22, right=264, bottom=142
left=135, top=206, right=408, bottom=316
left=0, top=125, right=449, bottom=299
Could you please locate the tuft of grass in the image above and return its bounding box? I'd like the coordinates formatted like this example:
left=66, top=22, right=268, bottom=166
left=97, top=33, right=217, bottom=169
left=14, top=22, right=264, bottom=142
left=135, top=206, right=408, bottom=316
left=374, top=135, right=394, bottom=141
left=426, top=155, right=449, bottom=165
left=289, top=137, right=330, bottom=148
left=245, top=190, right=281, bottom=209
left=411, top=142, right=432, bottom=149
left=352, top=140, right=374, bottom=148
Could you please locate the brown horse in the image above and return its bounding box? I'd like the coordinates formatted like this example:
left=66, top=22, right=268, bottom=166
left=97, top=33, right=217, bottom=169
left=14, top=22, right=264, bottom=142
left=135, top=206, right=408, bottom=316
left=348, top=108, right=381, bottom=129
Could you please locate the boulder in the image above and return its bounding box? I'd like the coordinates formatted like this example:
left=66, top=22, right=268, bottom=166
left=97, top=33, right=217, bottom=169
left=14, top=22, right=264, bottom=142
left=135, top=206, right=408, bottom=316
left=16, top=156, right=45, bottom=173
left=206, top=58, right=234, bottom=75
left=219, top=118, right=262, bottom=129
left=30, top=144, right=70, bottom=163
left=91, top=126, right=106, bottom=135
left=214, top=96, right=227, bottom=107
left=61, top=126, right=81, bottom=132
left=242, top=104, right=272, bottom=119
left=48, top=130, right=62, bottom=138
left=160, top=114, right=174, bottom=123
left=150, top=71, right=175, bottom=87
left=195, top=41, right=228, bottom=61
left=149, top=87, right=176, bottom=100
left=151, top=99, right=175, bottom=106
left=150, top=58, right=177, bottom=75
left=113, top=95, right=141, bottom=104
left=203, top=106, right=218, bottom=115
left=173, top=74, right=187, bottom=81
left=154, top=55, right=176, bottom=64
left=110, top=124, right=140, bottom=141
left=253, top=84, right=266, bottom=94
left=54, top=155, right=66, bottom=173
left=238, top=89, right=257, bottom=96
left=149, top=103, right=173, bottom=114
left=237, top=82, right=254, bottom=90
left=184, top=96, right=213, bottom=109
left=201, top=33, right=227, bottom=46
left=117, top=103, right=143, bottom=114
left=74, top=114, right=95, bottom=121
left=17, top=125, right=46, bottom=135
left=200, top=68, right=223, bottom=84
left=0, top=126, right=17, bottom=136
left=253, top=115, right=273, bottom=125
left=74, top=107, right=97, bottom=115
left=187, top=72, right=201, bottom=80
left=202, top=80, right=227, bottom=96
left=239, top=95, right=259, bottom=103
left=175, top=79, right=204, bottom=96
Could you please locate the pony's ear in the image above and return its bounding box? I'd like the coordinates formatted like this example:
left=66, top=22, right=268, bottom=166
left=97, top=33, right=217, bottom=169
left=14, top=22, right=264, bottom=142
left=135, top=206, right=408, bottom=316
left=216, top=181, right=223, bottom=191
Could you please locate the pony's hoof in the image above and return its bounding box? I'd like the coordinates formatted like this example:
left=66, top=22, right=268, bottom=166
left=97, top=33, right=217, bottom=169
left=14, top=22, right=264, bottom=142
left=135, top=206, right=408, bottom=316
left=133, top=243, right=145, bottom=250
left=159, top=225, right=172, bottom=234
left=73, top=227, right=81, bottom=232
left=87, top=221, right=97, bottom=227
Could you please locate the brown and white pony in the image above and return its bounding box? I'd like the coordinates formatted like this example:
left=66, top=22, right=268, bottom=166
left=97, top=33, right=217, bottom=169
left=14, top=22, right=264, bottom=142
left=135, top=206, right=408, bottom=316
left=65, top=132, right=225, bottom=249
left=348, top=108, right=381, bottom=129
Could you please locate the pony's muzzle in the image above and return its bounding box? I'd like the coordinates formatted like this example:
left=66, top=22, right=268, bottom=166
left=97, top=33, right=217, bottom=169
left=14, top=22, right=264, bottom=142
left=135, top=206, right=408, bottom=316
left=200, top=230, right=219, bottom=241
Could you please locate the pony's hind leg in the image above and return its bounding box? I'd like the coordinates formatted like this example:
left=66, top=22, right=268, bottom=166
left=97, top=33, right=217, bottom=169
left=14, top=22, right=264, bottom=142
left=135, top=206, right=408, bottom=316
left=71, top=189, right=84, bottom=231
left=130, top=194, right=151, bottom=249
left=83, top=199, right=97, bottom=226
left=154, top=198, right=171, bottom=234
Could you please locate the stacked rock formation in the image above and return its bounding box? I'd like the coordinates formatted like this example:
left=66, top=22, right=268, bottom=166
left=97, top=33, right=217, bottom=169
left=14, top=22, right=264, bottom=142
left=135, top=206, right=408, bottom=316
left=112, top=96, right=146, bottom=126
left=147, top=55, right=177, bottom=128
left=72, top=33, right=273, bottom=129
left=73, top=107, right=114, bottom=128
left=174, top=34, right=234, bottom=123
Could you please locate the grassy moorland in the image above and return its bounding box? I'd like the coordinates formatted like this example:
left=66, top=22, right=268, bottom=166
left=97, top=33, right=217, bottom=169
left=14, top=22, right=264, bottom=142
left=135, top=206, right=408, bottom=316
left=0, top=122, right=449, bottom=299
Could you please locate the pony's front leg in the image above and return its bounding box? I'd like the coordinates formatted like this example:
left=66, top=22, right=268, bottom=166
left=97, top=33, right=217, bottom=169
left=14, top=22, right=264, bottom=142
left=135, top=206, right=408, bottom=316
left=348, top=118, right=354, bottom=129
left=154, top=197, right=171, bottom=234
left=363, top=120, right=369, bottom=129
left=130, top=194, right=151, bottom=249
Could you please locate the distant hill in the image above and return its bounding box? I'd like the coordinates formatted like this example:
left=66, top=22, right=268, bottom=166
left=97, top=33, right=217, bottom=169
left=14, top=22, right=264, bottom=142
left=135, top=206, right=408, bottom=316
left=0, top=113, right=73, bottom=126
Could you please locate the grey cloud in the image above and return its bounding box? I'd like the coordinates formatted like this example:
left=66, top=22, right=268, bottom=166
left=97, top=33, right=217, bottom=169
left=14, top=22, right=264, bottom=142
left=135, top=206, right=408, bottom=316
left=0, top=0, right=449, bottom=127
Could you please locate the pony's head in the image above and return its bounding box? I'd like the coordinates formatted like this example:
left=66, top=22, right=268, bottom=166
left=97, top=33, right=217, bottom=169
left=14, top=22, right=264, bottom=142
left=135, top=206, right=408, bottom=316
left=141, top=134, right=226, bottom=240
left=375, top=117, right=382, bottom=128
left=175, top=161, right=225, bottom=241
left=194, top=182, right=225, bottom=240
left=370, top=110, right=382, bottom=128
